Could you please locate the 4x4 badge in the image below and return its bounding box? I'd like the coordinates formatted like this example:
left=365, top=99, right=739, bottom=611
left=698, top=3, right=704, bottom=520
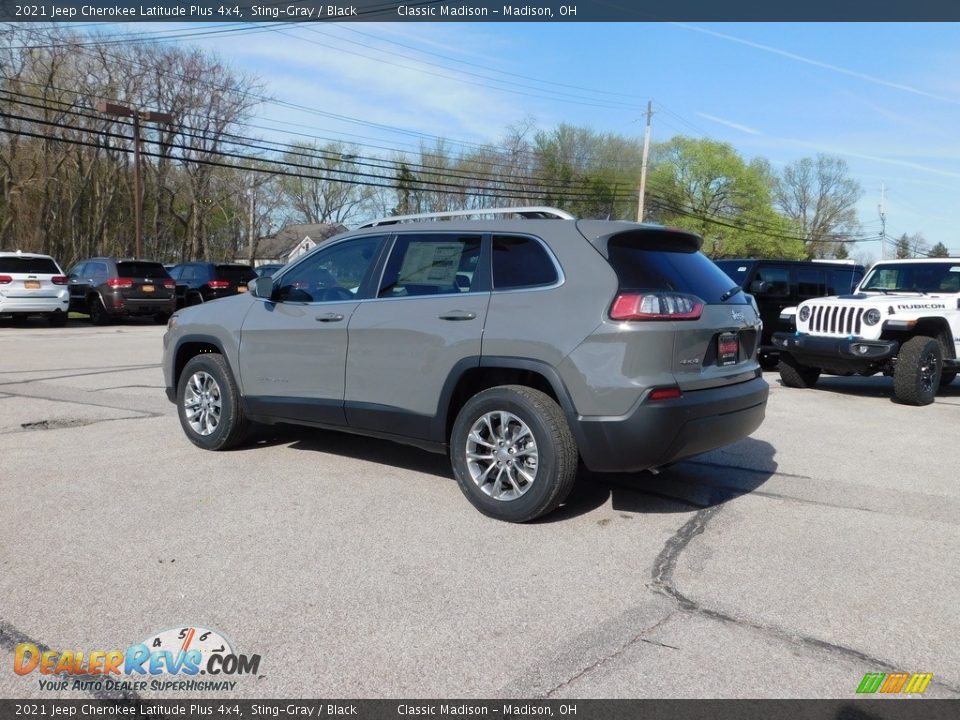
left=731, top=310, right=745, bottom=322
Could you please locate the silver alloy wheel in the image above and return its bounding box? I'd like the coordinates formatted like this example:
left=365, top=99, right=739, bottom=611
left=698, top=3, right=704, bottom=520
left=183, top=370, right=222, bottom=436
left=919, top=350, right=939, bottom=393
left=465, top=410, right=539, bottom=501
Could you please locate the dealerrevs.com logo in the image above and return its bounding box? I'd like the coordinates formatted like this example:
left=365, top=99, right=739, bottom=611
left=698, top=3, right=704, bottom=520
left=14, top=626, right=261, bottom=693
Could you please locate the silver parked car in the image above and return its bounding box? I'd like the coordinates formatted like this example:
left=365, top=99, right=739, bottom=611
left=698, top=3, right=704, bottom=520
left=0, top=251, right=70, bottom=326
left=162, top=207, right=768, bottom=522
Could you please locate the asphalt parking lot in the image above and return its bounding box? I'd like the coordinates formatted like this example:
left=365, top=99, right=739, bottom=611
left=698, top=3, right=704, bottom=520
left=1, top=318, right=959, bottom=700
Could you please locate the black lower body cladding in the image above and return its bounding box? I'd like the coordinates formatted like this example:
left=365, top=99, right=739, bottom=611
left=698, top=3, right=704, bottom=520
left=574, top=376, right=769, bottom=473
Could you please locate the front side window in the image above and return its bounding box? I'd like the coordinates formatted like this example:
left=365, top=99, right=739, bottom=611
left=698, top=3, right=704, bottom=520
left=861, top=263, right=960, bottom=293
left=379, top=234, right=482, bottom=298
left=277, top=236, right=383, bottom=303
left=492, top=235, right=558, bottom=290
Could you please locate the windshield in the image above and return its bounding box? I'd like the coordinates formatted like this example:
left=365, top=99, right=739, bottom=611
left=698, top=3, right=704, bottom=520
left=860, top=262, right=960, bottom=293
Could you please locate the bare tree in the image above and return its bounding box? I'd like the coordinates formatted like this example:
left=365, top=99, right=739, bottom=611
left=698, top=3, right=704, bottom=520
left=774, top=154, right=862, bottom=258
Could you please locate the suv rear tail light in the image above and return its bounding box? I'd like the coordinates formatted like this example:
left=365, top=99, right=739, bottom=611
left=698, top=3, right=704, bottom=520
left=208, top=280, right=231, bottom=289
left=51, top=275, right=67, bottom=285
left=0, top=275, right=11, bottom=285
left=610, top=292, right=703, bottom=321
left=107, top=278, right=134, bottom=288
left=163, top=279, right=175, bottom=289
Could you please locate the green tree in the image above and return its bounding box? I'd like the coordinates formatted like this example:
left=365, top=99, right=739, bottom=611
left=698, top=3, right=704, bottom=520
left=646, top=137, right=805, bottom=259
left=929, top=241, right=950, bottom=257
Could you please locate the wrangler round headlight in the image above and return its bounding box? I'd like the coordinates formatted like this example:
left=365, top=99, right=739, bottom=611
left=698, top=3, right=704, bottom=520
left=864, top=308, right=881, bottom=326
left=799, top=306, right=810, bottom=322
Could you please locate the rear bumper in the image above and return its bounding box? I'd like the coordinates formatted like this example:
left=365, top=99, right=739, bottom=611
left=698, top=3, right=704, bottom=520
left=574, top=375, right=769, bottom=473
left=0, top=296, right=69, bottom=314
left=107, top=297, right=176, bottom=316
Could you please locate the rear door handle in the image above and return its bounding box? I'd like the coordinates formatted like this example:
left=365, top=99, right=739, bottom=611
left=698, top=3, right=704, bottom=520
left=438, top=311, right=477, bottom=321
left=316, top=312, right=344, bottom=322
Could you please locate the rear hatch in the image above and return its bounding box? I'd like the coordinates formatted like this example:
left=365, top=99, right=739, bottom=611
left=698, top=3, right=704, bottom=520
left=213, top=264, right=256, bottom=294
left=0, top=255, right=65, bottom=299
left=113, top=261, right=174, bottom=300
left=578, top=222, right=760, bottom=393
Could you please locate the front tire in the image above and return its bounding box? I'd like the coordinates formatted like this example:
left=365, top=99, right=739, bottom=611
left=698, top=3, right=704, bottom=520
left=177, top=354, right=249, bottom=450
left=450, top=385, right=578, bottom=523
left=778, top=352, right=821, bottom=389
left=894, top=336, right=942, bottom=406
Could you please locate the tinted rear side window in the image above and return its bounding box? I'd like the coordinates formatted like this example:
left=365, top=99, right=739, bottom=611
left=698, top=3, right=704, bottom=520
left=216, top=265, right=257, bottom=283
left=0, top=257, right=60, bottom=274
left=492, top=235, right=558, bottom=289
left=117, top=262, right=170, bottom=278
left=607, top=238, right=744, bottom=303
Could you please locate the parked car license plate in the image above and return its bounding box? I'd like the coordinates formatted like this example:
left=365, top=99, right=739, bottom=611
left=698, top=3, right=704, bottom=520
left=237, top=286, right=247, bottom=293
left=142, top=285, right=155, bottom=293
left=718, top=333, right=739, bottom=366
left=24, top=280, right=40, bottom=289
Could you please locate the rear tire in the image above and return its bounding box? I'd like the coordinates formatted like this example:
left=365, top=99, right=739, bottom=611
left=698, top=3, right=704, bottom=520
left=88, top=297, right=111, bottom=326
left=450, top=385, right=578, bottom=523
left=778, top=352, right=821, bottom=389
left=176, top=354, right=249, bottom=450
left=894, top=336, right=942, bottom=406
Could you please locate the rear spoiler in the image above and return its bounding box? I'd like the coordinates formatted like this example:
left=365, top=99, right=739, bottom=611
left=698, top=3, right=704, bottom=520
left=576, top=220, right=703, bottom=256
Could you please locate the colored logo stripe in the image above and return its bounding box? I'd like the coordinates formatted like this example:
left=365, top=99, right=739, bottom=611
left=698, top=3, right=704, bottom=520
left=856, top=672, right=932, bottom=694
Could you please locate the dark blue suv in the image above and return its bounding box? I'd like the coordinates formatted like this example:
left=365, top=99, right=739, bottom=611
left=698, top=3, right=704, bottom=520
left=168, top=262, right=257, bottom=309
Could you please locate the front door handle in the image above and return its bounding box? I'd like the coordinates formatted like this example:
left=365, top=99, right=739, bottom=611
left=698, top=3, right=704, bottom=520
left=316, top=312, right=344, bottom=322
left=438, top=311, right=477, bottom=321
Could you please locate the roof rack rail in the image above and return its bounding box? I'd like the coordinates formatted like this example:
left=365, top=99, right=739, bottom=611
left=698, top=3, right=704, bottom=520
left=357, top=206, right=575, bottom=229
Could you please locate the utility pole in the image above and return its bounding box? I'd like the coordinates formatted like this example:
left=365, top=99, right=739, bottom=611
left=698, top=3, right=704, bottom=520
left=637, top=100, right=653, bottom=223
left=246, top=187, right=256, bottom=264
left=878, top=183, right=886, bottom=259
left=98, top=102, right=173, bottom=258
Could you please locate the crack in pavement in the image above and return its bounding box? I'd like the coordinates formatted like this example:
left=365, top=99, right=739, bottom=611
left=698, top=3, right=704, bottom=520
left=0, top=365, right=159, bottom=387
left=0, top=414, right=154, bottom=436
left=0, top=387, right=166, bottom=418
left=542, top=612, right=678, bottom=699
left=648, top=506, right=960, bottom=696
left=0, top=620, right=141, bottom=701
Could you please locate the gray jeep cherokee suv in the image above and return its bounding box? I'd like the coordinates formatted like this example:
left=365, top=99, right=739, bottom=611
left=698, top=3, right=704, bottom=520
left=163, top=207, right=768, bottom=522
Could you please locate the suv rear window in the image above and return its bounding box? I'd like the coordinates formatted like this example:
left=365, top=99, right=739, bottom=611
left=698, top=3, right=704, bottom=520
left=714, top=260, right=753, bottom=286
left=608, top=237, right=745, bottom=303
left=0, top=257, right=60, bottom=274
left=117, top=262, right=170, bottom=278
left=216, top=265, right=256, bottom=283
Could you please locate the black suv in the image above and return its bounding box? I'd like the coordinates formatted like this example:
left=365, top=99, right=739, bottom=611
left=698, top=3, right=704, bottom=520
left=67, top=258, right=176, bottom=325
left=168, top=262, right=257, bottom=309
left=715, top=259, right=865, bottom=367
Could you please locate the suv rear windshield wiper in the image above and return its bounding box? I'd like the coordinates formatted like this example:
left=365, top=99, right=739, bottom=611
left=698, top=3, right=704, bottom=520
left=720, top=285, right=741, bottom=302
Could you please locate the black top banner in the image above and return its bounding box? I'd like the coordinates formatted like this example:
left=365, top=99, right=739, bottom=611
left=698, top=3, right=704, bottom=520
left=3, top=0, right=960, bottom=22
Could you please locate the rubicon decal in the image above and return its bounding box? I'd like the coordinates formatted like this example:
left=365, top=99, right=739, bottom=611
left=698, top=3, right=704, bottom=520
left=14, top=626, right=260, bottom=692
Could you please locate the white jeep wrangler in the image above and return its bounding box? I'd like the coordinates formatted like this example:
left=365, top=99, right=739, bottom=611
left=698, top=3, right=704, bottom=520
left=772, top=258, right=960, bottom=405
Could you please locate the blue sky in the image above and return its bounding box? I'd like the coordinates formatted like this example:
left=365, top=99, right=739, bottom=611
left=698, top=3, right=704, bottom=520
left=105, top=21, right=960, bottom=260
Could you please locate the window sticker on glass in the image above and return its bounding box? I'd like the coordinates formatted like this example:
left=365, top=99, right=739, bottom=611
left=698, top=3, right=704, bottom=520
left=737, top=266, right=747, bottom=272
left=399, top=243, right=463, bottom=286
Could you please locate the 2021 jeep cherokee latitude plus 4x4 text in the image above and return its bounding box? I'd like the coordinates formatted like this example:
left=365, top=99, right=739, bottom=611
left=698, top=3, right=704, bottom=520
left=162, top=207, right=769, bottom=522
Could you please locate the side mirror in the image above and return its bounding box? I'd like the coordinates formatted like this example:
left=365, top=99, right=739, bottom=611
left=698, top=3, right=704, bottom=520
left=250, top=275, right=275, bottom=300
left=749, top=280, right=770, bottom=295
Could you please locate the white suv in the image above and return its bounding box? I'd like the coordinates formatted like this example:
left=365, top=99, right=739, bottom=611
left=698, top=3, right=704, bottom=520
left=773, top=258, right=960, bottom=405
left=0, top=251, right=70, bottom=326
